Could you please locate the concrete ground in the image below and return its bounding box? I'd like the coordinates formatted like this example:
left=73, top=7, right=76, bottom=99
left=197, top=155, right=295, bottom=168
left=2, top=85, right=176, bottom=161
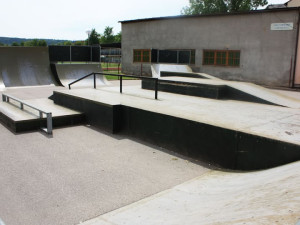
left=83, top=160, right=300, bottom=225
left=0, top=123, right=209, bottom=225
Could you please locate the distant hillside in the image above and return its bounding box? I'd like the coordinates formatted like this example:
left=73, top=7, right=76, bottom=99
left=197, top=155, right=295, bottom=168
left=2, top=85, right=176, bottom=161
left=0, top=37, right=73, bottom=45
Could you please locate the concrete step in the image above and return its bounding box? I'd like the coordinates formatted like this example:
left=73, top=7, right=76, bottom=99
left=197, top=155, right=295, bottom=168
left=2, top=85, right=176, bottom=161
left=0, top=98, right=85, bottom=133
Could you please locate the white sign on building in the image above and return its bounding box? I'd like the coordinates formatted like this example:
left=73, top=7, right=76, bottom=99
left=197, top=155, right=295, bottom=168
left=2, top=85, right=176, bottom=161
left=271, top=23, right=294, bottom=30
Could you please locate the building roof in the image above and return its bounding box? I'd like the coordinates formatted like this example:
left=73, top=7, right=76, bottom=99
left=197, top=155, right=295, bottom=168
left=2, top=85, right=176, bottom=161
left=119, top=7, right=299, bottom=24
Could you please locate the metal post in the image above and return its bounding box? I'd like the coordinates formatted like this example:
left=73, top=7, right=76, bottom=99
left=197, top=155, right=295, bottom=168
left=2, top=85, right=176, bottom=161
left=20, top=103, right=23, bottom=110
left=47, top=113, right=53, bottom=135
left=94, top=73, right=96, bottom=89
left=68, top=84, right=71, bottom=90
left=39, top=111, right=43, bottom=118
left=120, top=76, right=123, bottom=93
left=91, top=46, right=92, bottom=62
left=155, top=79, right=158, bottom=100
left=7, top=97, right=9, bottom=103
left=99, top=45, right=101, bottom=64
left=70, top=46, right=72, bottom=63
left=2, top=94, right=6, bottom=102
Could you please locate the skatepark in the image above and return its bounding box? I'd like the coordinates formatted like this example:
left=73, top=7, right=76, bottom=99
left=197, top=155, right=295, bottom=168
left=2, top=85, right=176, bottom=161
left=1, top=46, right=300, bottom=225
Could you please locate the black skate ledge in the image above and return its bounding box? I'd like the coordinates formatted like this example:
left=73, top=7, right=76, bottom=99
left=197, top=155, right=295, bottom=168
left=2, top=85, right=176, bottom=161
left=52, top=91, right=300, bottom=171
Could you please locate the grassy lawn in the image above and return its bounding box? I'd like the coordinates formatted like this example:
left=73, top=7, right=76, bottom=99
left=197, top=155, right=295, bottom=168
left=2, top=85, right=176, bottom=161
left=101, top=63, right=120, bottom=68
left=103, top=71, right=137, bottom=80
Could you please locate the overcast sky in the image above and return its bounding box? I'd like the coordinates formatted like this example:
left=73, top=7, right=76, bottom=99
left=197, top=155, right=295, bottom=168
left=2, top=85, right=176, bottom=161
left=1, top=0, right=288, bottom=40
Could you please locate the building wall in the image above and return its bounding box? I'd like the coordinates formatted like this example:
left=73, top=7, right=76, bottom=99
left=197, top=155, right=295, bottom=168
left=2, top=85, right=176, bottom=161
left=121, top=10, right=299, bottom=87
left=287, top=0, right=300, bottom=7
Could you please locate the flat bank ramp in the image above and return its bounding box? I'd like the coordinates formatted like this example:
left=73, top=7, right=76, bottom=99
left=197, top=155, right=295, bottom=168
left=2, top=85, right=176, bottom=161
left=159, top=76, right=300, bottom=108
left=0, top=47, right=57, bottom=87
left=227, top=81, right=300, bottom=108
left=54, top=64, right=108, bottom=87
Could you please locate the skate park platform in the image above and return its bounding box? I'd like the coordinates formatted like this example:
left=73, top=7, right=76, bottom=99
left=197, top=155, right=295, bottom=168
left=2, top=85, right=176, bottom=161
left=52, top=81, right=300, bottom=171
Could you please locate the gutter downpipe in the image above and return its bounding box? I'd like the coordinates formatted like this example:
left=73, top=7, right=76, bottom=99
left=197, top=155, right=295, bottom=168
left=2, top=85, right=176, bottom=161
left=292, top=7, right=300, bottom=88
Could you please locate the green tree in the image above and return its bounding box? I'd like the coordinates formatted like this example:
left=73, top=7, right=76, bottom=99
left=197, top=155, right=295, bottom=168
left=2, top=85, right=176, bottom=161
left=37, top=40, right=47, bottom=46
left=74, top=41, right=84, bottom=46
left=11, top=42, right=19, bottom=46
left=0, top=42, right=4, bottom=46
left=114, top=31, right=122, bottom=43
left=23, top=39, right=47, bottom=46
left=87, top=28, right=100, bottom=45
left=181, top=0, right=268, bottom=15
left=100, top=26, right=115, bottom=44
left=63, top=41, right=73, bottom=45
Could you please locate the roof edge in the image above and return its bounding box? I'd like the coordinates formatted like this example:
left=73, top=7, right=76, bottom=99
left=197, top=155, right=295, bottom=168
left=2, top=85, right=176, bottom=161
left=119, top=7, right=300, bottom=24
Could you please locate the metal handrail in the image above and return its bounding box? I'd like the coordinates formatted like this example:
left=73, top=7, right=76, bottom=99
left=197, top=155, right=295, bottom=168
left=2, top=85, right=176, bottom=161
left=2, top=94, right=53, bottom=134
left=68, top=72, right=159, bottom=100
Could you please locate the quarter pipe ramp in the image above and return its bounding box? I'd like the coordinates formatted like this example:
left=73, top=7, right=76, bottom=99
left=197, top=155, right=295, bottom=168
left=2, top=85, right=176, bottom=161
left=53, top=63, right=108, bottom=87
left=0, top=47, right=58, bottom=87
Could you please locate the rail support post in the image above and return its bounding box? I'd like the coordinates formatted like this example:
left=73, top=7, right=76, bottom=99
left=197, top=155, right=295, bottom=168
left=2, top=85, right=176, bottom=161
left=94, top=73, right=96, bottom=89
left=2, top=94, right=6, bottom=102
left=120, top=76, right=123, bottom=93
left=47, top=113, right=53, bottom=135
left=155, top=79, right=158, bottom=100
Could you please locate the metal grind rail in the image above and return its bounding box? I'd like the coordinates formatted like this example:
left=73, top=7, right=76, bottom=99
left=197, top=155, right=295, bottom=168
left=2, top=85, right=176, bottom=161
left=68, top=72, right=159, bottom=100
left=2, top=93, right=53, bottom=134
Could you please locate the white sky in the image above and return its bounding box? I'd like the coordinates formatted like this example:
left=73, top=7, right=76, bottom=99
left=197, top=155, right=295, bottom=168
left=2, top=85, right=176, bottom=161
left=1, top=0, right=288, bottom=41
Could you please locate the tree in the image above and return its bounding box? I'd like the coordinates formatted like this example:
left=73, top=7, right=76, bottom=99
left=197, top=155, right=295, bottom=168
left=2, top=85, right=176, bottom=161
left=11, top=42, right=19, bottom=46
left=87, top=28, right=100, bottom=45
left=100, top=26, right=115, bottom=44
left=23, top=39, right=47, bottom=46
left=114, top=31, right=122, bottom=43
left=74, top=41, right=84, bottom=46
left=181, top=0, right=268, bottom=15
left=63, top=41, right=73, bottom=46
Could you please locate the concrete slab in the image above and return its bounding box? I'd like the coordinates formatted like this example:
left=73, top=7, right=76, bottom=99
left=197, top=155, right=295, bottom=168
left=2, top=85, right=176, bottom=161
left=55, top=85, right=300, bottom=146
left=82, top=161, right=300, bottom=225
left=159, top=76, right=300, bottom=108
left=0, top=123, right=209, bottom=225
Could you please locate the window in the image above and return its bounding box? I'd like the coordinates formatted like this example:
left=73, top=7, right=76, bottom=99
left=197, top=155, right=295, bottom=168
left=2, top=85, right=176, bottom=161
left=133, top=49, right=151, bottom=63
left=151, top=49, right=196, bottom=65
left=203, top=50, right=240, bottom=67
